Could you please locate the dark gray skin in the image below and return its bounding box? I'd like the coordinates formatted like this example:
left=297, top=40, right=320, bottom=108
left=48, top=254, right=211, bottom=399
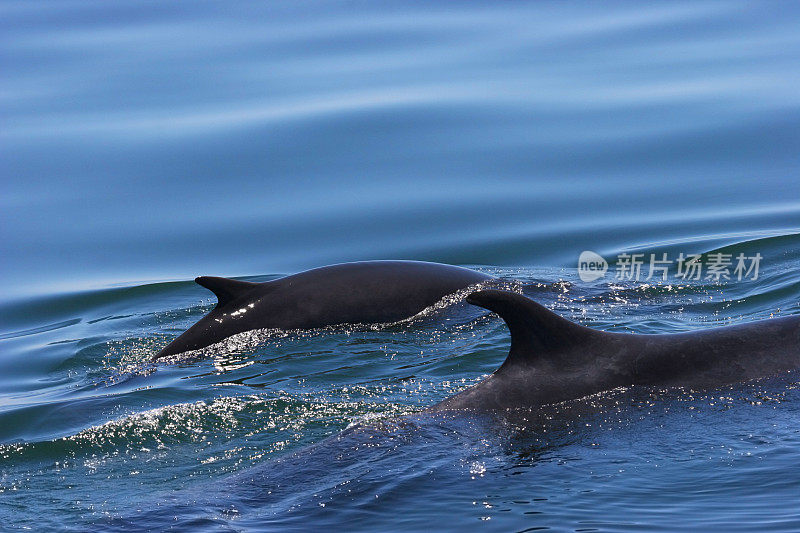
left=431, top=289, right=800, bottom=411
left=154, top=261, right=492, bottom=360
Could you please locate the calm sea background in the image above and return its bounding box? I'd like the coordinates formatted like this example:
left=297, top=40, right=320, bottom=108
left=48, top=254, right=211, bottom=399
left=2, top=1, right=800, bottom=531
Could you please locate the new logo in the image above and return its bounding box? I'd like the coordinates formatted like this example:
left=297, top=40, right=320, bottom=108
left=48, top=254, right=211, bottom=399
left=578, top=250, right=608, bottom=282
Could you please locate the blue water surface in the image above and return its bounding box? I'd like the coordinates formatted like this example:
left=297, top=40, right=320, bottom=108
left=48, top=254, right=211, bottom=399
left=1, top=1, right=799, bottom=531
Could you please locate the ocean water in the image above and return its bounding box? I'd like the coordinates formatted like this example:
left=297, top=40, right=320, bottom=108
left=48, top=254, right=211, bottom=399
left=2, top=1, right=800, bottom=531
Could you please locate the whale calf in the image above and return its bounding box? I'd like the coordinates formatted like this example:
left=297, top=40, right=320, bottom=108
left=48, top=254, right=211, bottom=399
left=153, top=261, right=492, bottom=360
left=431, top=290, right=800, bottom=411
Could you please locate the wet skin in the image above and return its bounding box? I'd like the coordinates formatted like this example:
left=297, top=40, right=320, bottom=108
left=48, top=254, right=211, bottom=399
left=431, top=290, right=800, bottom=411
left=154, top=261, right=492, bottom=360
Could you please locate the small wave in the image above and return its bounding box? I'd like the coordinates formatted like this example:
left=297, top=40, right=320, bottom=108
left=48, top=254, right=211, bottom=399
left=0, top=318, right=81, bottom=341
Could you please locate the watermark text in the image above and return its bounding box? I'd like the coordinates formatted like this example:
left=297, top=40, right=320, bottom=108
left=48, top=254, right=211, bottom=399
left=578, top=251, right=761, bottom=283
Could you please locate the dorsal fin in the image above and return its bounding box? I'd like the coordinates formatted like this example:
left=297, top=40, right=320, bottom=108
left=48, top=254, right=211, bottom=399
left=195, top=276, right=259, bottom=307
left=465, top=290, right=599, bottom=370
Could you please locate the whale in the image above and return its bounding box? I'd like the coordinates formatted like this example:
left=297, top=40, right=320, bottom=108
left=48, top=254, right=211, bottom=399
left=153, top=261, right=492, bottom=360
left=431, top=289, right=800, bottom=411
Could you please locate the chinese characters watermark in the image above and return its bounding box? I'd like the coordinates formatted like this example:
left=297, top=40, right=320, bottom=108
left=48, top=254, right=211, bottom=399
left=578, top=250, right=762, bottom=283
